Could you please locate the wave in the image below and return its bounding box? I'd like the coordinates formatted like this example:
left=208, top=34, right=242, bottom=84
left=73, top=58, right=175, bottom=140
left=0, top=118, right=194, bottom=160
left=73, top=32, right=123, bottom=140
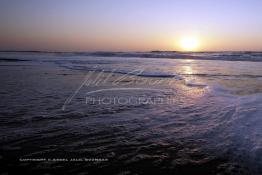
left=1, top=51, right=262, bottom=62
left=67, top=51, right=262, bottom=62
left=58, top=62, right=262, bottom=80
left=73, top=51, right=262, bottom=62
left=180, top=73, right=262, bottom=78
left=59, top=63, right=182, bottom=79
left=0, top=58, right=30, bottom=62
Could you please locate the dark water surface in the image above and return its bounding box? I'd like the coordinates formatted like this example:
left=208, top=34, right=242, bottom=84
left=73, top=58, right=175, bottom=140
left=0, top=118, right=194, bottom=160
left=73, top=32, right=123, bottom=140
left=0, top=52, right=262, bottom=174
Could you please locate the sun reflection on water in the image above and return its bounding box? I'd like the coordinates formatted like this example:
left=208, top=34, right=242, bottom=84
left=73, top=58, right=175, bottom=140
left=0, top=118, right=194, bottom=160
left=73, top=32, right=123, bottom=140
left=183, top=66, right=193, bottom=75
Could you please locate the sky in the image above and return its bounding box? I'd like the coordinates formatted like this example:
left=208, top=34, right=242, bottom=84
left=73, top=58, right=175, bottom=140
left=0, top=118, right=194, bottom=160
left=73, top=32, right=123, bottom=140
left=0, top=0, right=262, bottom=52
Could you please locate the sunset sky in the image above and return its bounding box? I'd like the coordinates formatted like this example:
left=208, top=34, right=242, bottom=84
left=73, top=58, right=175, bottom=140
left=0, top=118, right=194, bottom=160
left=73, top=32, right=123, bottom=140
left=0, top=0, right=262, bottom=52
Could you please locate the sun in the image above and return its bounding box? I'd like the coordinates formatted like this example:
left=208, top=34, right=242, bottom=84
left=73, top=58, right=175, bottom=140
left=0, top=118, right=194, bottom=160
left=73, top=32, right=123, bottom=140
left=180, top=37, right=199, bottom=51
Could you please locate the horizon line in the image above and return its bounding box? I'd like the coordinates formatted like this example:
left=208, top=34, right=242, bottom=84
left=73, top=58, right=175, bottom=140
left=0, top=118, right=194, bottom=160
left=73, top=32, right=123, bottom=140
left=1, top=50, right=262, bottom=53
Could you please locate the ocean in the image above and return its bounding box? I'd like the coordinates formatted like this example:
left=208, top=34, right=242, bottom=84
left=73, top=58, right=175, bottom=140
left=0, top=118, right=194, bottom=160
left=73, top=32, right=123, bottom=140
left=0, top=51, right=262, bottom=174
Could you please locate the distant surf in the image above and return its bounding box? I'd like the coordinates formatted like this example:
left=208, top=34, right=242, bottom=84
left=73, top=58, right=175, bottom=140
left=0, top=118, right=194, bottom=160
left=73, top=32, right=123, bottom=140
left=1, top=51, right=262, bottom=62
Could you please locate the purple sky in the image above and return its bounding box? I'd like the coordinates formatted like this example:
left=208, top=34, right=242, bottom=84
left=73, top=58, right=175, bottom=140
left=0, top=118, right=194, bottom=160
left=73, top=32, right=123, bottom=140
left=0, top=0, right=262, bottom=51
